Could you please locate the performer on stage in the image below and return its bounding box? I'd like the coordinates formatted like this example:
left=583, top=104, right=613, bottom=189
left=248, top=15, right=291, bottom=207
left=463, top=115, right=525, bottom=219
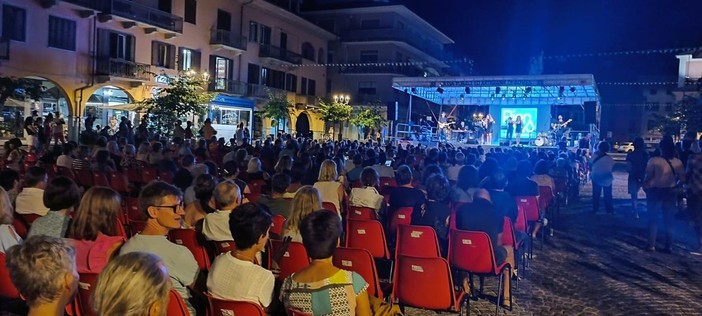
left=515, top=115, right=523, bottom=146
left=438, top=112, right=449, bottom=141
left=505, top=116, right=514, bottom=146
left=484, top=114, right=495, bottom=145
left=552, top=115, right=572, bottom=144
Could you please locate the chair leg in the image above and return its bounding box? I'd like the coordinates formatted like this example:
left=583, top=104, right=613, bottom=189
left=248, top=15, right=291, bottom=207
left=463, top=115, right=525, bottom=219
left=507, top=266, right=513, bottom=311
left=495, top=273, right=503, bottom=316
left=469, top=273, right=477, bottom=300
left=479, top=275, right=485, bottom=296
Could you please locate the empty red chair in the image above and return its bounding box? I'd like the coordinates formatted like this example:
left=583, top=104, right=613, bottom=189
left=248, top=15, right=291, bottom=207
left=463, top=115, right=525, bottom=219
left=76, top=272, right=99, bottom=316
left=322, top=202, right=338, bottom=214
left=247, top=179, right=267, bottom=195
left=56, top=166, right=75, bottom=179
left=92, top=173, right=110, bottom=187
left=124, top=197, right=143, bottom=222
left=388, top=206, right=413, bottom=236
left=514, top=204, right=528, bottom=235
left=515, top=196, right=540, bottom=223
left=141, top=167, right=158, bottom=184
left=20, top=213, right=41, bottom=226
left=109, top=172, right=130, bottom=194
left=12, top=217, right=28, bottom=239
left=347, top=206, right=377, bottom=220
left=448, top=229, right=512, bottom=315
left=213, top=240, right=236, bottom=256
left=270, top=215, right=286, bottom=238
left=346, top=219, right=391, bottom=260
left=126, top=167, right=142, bottom=185
left=392, top=254, right=466, bottom=312
left=538, top=186, right=555, bottom=211
left=333, top=247, right=383, bottom=299
left=245, top=193, right=261, bottom=204
left=396, top=224, right=441, bottom=259
left=269, top=240, right=309, bottom=280
left=74, top=169, right=93, bottom=187
left=168, top=288, right=191, bottom=315
left=206, top=293, right=265, bottom=316
left=0, top=253, right=20, bottom=299
left=169, top=228, right=211, bottom=271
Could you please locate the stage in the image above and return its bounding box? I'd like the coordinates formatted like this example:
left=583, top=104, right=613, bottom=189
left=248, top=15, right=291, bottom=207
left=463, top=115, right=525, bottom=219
left=396, top=138, right=559, bottom=151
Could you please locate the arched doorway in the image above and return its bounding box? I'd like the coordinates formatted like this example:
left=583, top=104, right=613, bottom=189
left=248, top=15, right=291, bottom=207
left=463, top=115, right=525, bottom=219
left=296, top=112, right=311, bottom=138
left=84, top=86, right=134, bottom=133
left=4, top=76, right=71, bottom=140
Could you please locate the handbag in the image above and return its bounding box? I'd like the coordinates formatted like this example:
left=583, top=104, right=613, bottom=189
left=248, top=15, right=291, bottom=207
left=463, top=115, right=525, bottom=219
left=664, top=158, right=685, bottom=196
left=369, top=295, right=403, bottom=316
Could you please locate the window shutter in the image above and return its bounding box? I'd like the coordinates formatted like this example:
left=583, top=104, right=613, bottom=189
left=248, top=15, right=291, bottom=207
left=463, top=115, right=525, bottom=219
left=128, top=36, right=136, bottom=61
left=192, top=50, right=201, bottom=71
left=151, top=41, right=159, bottom=66
left=177, top=48, right=183, bottom=71
left=96, top=29, right=111, bottom=59
left=168, top=44, right=176, bottom=69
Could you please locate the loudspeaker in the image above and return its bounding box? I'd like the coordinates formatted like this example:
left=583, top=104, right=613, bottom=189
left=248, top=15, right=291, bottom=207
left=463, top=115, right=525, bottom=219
left=387, top=101, right=398, bottom=121
left=584, top=101, right=597, bottom=124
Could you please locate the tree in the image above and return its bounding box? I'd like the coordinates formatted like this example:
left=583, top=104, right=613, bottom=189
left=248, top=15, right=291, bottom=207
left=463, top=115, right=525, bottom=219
left=0, top=76, right=43, bottom=114
left=318, top=98, right=352, bottom=141
left=350, top=106, right=386, bottom=140
left=139, top=73, right=213, bottom=137
left=653, top=95, right=702, bottom=136
left=260, top=89, right=293, bottom=135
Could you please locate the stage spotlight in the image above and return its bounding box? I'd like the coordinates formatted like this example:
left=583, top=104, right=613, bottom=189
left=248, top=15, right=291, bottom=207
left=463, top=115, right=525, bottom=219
left=496, top=87, right=501, bottom=94
left=465, top=87, right=471, bottom=94
left=436, top=86, right=444, bottom=94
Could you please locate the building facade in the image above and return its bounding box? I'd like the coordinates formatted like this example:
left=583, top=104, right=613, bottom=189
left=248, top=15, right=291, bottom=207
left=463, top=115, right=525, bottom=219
left=0, top=0, right=334, bottom=140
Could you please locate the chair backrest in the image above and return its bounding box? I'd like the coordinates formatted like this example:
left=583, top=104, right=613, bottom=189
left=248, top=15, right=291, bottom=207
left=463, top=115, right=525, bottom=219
left=346, top=219, right=390, bottom=260
left=347, top=206, right=377, bottom=221
left=169, top=228, right=211, bottom=270
left=269, top=239, right=309, bottom=280
left=379, top=177, right=397, bottom=188
left=245, top=193, right=261, bottom=204
left=114, top=218, right=128, bottom=239
left=396, top=225, right=441, bottom=259
left=74, top=169, right=93, bottom=187
left=515, top=196, right=540, bottom=222
left=392, top=254, right=458, bottom=310
left=129, top=220, right=147, bottom=236
left=168, top=288, right=191, bottom=316
left=124, top=197, right=143, bottom=222
left=141, top=167, right=158, bottom=184
left=77, top=272, right=99, bottom=316
left=206, top=293, right=265, bottom=316
left=270, top=215, right=286, bottom=238
left=514, top=204, right=528, bottom=234
left=0, top=252, right=20, bottom=299
left=321, top=202, right=338, bottom=214
left=213, top=240, right=236, bottom=256
left=109, top=172, right=130, bottom=194
left=126, top=168, right=142, bottom=184
left=12, top=217, right=28, bottom=239
left=20, top=213, right=41, bottom=226
left=388, top=206, right=413, bottom=235
left=92, top=173, right=110, bottom=187
left=448, top=229, right=499, bottom=275
left=158, top=171, right=174, bottom=183
left=501, top=217, right=517, bottom=248
left=538, top=186, right=554, bottom=209
left=248, top=180, right=267, bottom=195
left=333, top=247, right=383, bottom=299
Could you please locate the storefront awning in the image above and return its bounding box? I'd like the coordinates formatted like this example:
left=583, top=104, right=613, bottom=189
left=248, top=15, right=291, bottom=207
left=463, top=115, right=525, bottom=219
left=94, top=103, right=147, bottom=112
left=211, top=94, right=254, bottom=109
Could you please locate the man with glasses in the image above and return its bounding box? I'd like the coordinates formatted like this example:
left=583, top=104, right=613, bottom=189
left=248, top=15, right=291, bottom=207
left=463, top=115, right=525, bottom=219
left=120, top=181, right=200, bottom=315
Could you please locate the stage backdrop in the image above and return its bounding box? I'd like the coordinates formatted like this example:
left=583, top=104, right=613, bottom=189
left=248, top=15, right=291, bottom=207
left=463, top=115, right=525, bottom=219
left=491, top=104, right=552, bottom=142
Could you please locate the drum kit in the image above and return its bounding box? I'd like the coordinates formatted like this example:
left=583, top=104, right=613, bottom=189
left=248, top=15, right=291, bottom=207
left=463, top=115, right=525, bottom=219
left=534, top=128, right=571, bottom=147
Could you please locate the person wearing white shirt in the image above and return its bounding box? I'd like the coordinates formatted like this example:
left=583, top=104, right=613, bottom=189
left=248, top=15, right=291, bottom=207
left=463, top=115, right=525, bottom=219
left=446, top=152, right=465, bottom=182
left=590, top=141, right=615, bottom=214
left=56, top=145, right=74, bottom=169
left=15, top=167, right=50, bottom=216
left=349, top=168, right=384, bottom=212
left=202, top=180, right=241, bottom=241
left=207, top=203, right=275, bottom=308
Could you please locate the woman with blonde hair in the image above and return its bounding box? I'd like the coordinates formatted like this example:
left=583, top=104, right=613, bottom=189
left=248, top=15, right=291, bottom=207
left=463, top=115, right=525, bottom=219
left=92, top=252, right=171, bottom=316
left=0, top=187, right=22, bottom=252
left=313, top=160, right=344, bottom=214
left=283, top=186, right=322, bottom=242
left=69, top=186, right=126, bottom=272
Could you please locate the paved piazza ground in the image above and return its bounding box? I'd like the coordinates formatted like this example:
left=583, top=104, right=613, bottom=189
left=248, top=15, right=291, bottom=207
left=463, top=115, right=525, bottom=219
left=408, top=171, right=702, bottom=315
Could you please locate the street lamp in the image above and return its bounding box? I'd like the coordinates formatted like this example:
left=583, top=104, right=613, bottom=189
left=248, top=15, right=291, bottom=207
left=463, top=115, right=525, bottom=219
left=333, top=94, right=350, bottom=105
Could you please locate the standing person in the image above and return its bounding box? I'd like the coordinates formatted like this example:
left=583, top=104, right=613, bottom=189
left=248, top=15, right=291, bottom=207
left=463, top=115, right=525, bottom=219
left=52, top=112, right=66, bottom=146
left=643, top=136, right=684, bottom=253
left=173, top=120, right=185, bottom=140
left=627, top=137, right=649, bottom=219
left=236, top=122, right=246, bottom=146
left=201, top=118, right=217, bottom=140
left=505, top=116, right=514, bottom=145
left=24, top=117, right=38, bottom=153
left=184, top=120, right=194, bottom=140
left=514, top=115, right=523, bottom=146
left=137, top=118, right=149, bottom=145
left=438, top=112, right=449, bottom=141
left=686, top=137, right=702, bottom=253
left=484, top=114, right=495, bottom=145
left=590, top=141, right=615, bottom=215
left=84, top=113, right=95, bottom=132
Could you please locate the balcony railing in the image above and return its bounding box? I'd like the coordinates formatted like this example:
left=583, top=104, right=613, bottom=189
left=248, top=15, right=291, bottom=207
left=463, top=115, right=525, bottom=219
left=209, top=79, right=247, bottom=95
left=341, top=27, right=449, bottom=61
left=210, top=30, right=247, bottom=51
left=338, top=64, right=424, bottom=77
left=63, top=0, right=183, bottom=33
left=0, top=38, right=9, bottom=60
left=259, top=44, right=302, bottom=65
left=95, top=58, right=152, bottom=81
left=247, top=84, right=289, bottom=99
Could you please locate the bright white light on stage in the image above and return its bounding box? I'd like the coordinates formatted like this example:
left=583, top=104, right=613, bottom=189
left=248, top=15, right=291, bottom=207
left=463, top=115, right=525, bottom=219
left=500, top=108, right=537, bottom=138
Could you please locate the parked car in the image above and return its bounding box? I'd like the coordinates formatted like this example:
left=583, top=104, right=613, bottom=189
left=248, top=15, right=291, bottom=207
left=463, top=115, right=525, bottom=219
left=615, top=142, right=635, bottom=153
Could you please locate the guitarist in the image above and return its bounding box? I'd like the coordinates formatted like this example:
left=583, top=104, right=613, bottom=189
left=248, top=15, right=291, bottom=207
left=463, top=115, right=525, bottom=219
left=553, top=115, right=572, bottom=143
left=438, top=112, right=449, bottom=141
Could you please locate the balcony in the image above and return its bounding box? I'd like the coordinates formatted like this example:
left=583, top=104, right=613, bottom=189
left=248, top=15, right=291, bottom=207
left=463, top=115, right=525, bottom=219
left=0, top=38, right=9, bottom=60
left=341, top=27, right=449, bottom=61
left=259, top=44, right=302, bottom=65
left=63, top=0, right=183, bottom=33
left=247, top=84, right=289, bottom=99
left=95, top=58, right=152, bottom=82
left=209, top=79, right=247, bottom=96
left=338, top=64, right=424, bottom=77
left=210, top=30, right=247, bottom=54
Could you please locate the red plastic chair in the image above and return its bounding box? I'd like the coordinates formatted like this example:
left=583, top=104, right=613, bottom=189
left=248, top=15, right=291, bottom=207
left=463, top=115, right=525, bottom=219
left=0, top=253, right=20, bottom=299
left=347, top=206, right=377, bottom=221
left=244, top=193, right=261, bottom=204
left=12, top=217, right=28, bottom=239
left=74, top=169, right=93, bottom=187
left=346, top=219, right=391, bottom=260
left=114, top=218, right=128, bottom=239
left=515, top=196, right=540, bottom=223
left=379, top=177, right=397, bottom=188
left=206, top=293, right=265, bottom=316
left=270, top=215, right=286, bottom=238
left=538, top=186, right=555, bottom=211
left=169, top=228, right=212, bottom=271
left=126, top=167, right=142, bottom=185
left=168, top=288, right=191, bottom=315
left=333, top=247, right=384, bottom=299
left=514, top=204, right=528, bottom=235
left=141, top=167, right=158, bottom=184
left=77, top=272, right=99, bottom=316
left=269, top=240, right=309, bottom=280
left=124, top=197, right=143, bottom=222
left=109, top=172, right=130, bottom=195
left=20, top=213, right=41, bottom=226
left=501, top=217, right=526, bottom=276
left=247, top=179, right=267, bottom=195
left=447, top=229, right=512, bottom=315
left=213, top=240, right=237, bottom=256
left=92, top=173, right=110, bottom=187
left=395, top=224, right=441, bottom=259
left=322, top=202, right=338, bottom=214
left=388, top=206, right=413, bottom=236
left=158, top=171, right=174, bottom=183
left=392, top=254, right=466, bottom=312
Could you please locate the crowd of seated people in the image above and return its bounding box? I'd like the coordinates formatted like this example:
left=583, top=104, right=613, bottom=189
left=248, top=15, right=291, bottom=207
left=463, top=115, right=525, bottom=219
left=0, top=131, right=588, bottom=315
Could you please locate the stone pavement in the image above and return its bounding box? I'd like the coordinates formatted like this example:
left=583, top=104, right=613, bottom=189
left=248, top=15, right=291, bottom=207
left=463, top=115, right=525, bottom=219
left=406, top=171, right=702, bottom=315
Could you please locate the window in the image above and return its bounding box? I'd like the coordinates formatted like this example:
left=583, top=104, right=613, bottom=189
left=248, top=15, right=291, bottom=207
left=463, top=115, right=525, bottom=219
left=213, top=56, right=232, bottom=90
left=285, top=74, right=297, bottom=92
left=100, top=30, right=135, bottom=61
left=308, top=79, right=316, bottom=96
left=301, top=42, right=315, bottom=61
left=360, top=19, right=380, bottom=29
left=217, top=9, right=231, bottom=31
left=247, top=63, right=260, bottom=84
left=248, top=21, right=258, bottom=42
left=358, top=81, right=376, bottom=95
left=259, top=24, right=271, bottom=44
left=665, top=102, right=673, bottom=112
left=300, top=77, right=308, bottom=95
left=2, top=5, right=26, bottom=41
left=48, top=16, right=76, bottom=51
left=151, top=41, right=176, bottom=69
left=178, top=48, right=200, bottom=71
left=184, top=0, right=197, bottom=24
left=644, top=102, right=659, bottom=111
left=317, top=48, right=324, bottom=64
left=360, top=50, right=378, bottom=63
left=327, top=49, right=334, bottom=64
